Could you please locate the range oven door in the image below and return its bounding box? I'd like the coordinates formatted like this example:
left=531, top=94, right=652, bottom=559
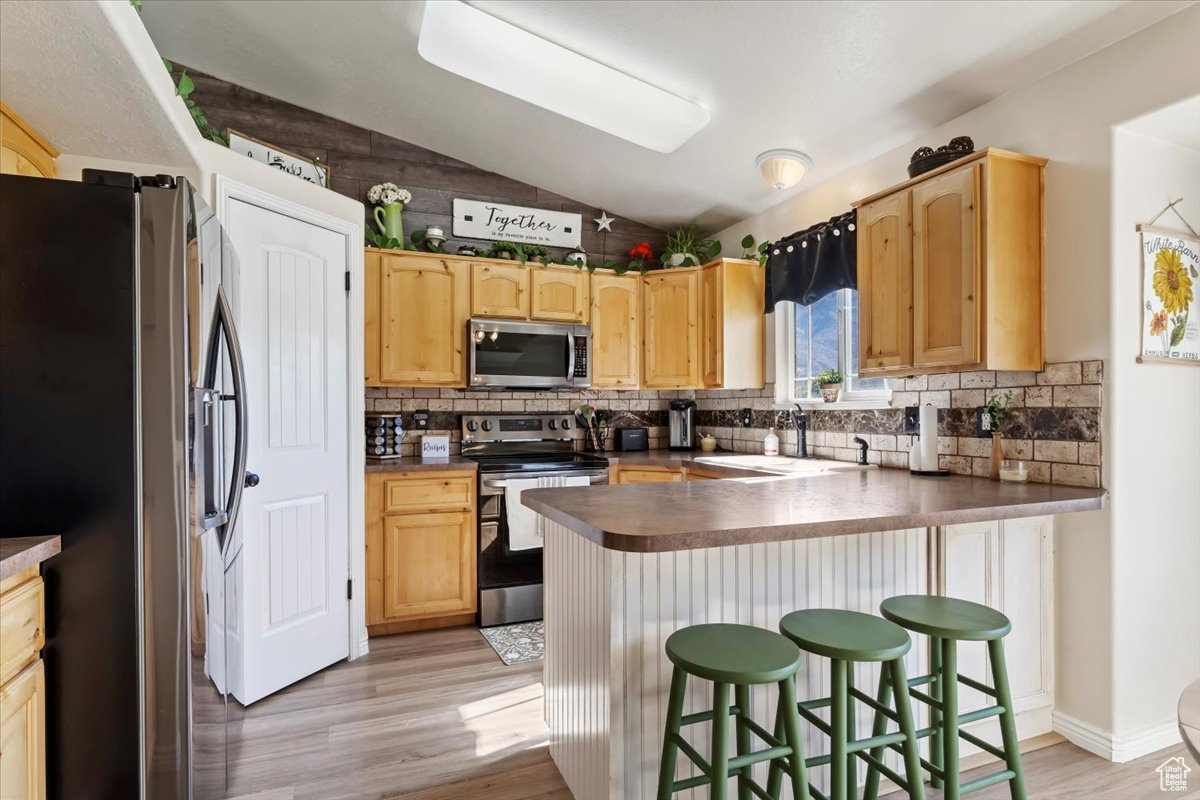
left=467, top=318, right=590, bottom=390
left=477, top=468, right=606, bottom=626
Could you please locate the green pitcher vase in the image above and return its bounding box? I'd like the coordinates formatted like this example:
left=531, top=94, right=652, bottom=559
left=373, top=203, right=405, bottom=244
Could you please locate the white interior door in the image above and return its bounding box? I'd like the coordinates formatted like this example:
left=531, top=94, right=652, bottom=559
left=224, top=196, right=350, bottom=704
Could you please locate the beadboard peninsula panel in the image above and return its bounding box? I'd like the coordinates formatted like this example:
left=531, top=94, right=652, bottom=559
left=544, top=522, right=932, bottom=800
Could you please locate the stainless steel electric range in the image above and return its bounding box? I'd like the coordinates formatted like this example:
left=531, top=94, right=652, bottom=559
left=460, top=413, right=609, bottom=627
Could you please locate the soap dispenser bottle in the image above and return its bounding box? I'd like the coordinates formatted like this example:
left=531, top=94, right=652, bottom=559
left=764, top=427, right=780, bottom=456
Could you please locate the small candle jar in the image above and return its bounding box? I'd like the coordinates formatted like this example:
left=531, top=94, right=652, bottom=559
left=999, top=459, right=1029, bottom=483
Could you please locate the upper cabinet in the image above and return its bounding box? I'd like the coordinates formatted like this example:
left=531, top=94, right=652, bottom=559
left=854, top=148, right=1046, bottom=378
left=471, top=261, right=529, bottom=319
left=530, top=265, right=590, bottom=323
left=365, top=249, right=470, bottom=386
left=642, top=269, right=699, bottom=389
left=699, top=259, right=764, bottom=389
left=1, top=101, right=58, bottom=178
left=590, top=272, right=640, bottom=389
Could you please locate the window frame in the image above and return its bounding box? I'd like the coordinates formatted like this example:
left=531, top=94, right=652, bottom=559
left=773, top=290, right=892, bottom=410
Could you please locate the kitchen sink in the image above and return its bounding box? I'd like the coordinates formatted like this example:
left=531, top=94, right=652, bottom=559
left=693, top=454, right=875, bottom=476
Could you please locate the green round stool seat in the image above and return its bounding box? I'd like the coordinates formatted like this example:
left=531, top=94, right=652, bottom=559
left=665, top=623, right=801, bottom=684
left=881, top=594, right=1012, bottom=641
left=779, top=609, right=911, bottom=662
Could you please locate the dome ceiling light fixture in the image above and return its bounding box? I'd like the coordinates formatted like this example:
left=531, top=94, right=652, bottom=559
left=756, top=149, right=814, bottom=190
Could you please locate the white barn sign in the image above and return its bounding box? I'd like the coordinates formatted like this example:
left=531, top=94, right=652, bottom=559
left=452, top=199, right=582, bottom=248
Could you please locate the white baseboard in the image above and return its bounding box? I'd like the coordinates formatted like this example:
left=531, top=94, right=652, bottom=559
left=1053, top=710, right=1182, bottom=762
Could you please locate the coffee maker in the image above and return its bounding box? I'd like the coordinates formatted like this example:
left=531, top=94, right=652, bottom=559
left=668, top=399, right=697, bottom=450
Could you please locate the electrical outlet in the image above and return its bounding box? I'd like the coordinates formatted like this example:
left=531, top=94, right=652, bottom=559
left=740, top=408, right=753, bottom=427
left=903, top=406, right=920, bottom=435
left=412, top=410, right=430, bottom=430
left=975, top=407, right=994, bottom=437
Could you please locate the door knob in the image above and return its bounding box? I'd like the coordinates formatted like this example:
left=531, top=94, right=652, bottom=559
left=244, top=471, right=261, bottom=488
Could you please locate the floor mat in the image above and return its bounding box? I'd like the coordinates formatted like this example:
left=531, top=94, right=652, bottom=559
left=480, top=621, right=544, bottom=665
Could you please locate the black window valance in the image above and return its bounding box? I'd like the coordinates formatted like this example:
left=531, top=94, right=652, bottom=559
left=763, top=210, right=857, bottom=311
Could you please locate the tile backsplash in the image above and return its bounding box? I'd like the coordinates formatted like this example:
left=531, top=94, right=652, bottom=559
left=365, top=359, right=1103, bottom=488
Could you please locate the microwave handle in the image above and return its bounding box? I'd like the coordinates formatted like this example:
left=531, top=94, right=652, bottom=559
left=566, top=331, right=576, bottom=381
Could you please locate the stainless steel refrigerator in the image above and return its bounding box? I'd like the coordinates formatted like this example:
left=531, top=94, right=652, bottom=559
left=0, top=170, right=248, bottom=799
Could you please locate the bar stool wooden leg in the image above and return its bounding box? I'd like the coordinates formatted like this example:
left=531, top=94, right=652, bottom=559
left=929, top=635, right=944, bottom=790
left=778, top=676, right=810, bottom=800
left=735, top=683, right=753, bottom=800
left=988, top=639, right=1027, bottom=800
left=831, top=659, right=849, bottom=800
left=889, top=657, right=926, bottom=800
left=712, top=681, right=732, bottom=800
left=941, top=639, right=960, bottom=800
left=862, top=667, right=893, bottom=800
left=657, top=666, right=687, bottom=800
left=847, top=666, right=859, bottom=800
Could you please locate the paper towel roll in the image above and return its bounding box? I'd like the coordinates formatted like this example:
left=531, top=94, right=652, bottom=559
left=919, top=403, right=939, bottom=471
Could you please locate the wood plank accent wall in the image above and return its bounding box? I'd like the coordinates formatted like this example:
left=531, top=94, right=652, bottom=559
left=544, top=522, right=932, bottom=800
left=183, top=66, right=666, bottom=267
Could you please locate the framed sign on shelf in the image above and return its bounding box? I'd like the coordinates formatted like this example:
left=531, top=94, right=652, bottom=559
left=1138, top=225, right=1199, bottom=365
left=452, top=199, right=582, bottom=248
left=227, top=129, right=330, bottom=188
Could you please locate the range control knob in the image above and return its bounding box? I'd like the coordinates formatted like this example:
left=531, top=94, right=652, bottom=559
left=481, top=420, right=493, bottom=432
left=466, top=420, right=478, bottom=432
left=560, top=418, right=571, bottom=430
left=548, top=419, right=558, bottom=430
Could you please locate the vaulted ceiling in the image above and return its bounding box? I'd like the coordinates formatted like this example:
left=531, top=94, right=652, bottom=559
left=140, top=0, right=1192, bottom=229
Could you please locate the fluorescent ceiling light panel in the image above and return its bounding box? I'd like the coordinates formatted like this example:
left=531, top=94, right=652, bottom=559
left=418, top=1, right=710, bottom=153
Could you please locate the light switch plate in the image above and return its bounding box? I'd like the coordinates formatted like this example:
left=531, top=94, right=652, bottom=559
left=740, top=408, right=753, bottom=427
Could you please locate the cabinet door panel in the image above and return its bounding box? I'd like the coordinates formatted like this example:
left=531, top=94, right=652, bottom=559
left=642, top=271, right=699, bottom=388
left=0, top=660, right=45, bottom=800
left=590, top=273, right=640, bottom=388
left=531, top=266, right=589, bottom=322
left=472, top=262, right=529, bottom=318
left=999, top=516, right=1053, bottom=712
left=615, top=468, right=682, bottom=484
left=700, top=264, right=723, bottom=387
left=378, top=255, right=469, bottom=385
left=380, top=511, right=475, bottom=621
left=913, top=165, right=980, bottom=368
left=858, top=192, right=913, bottom=373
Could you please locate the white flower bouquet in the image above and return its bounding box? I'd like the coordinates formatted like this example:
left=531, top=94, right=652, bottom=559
left=367, top=182, right=412, bottom=207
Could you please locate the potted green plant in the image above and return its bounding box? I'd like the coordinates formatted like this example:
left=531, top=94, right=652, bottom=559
left=813, top=369, right=843, bottom=403
left=487, top=241, right=520, bottom=260
left=627, top=242, right=654, bottom=273
left=740, top=234, right=771, bottom=266
left=983, top=390, right=1015, bottom=480
left=366, top=183, right=413, bottom=250
left=660, top=223, right=721, bottom=267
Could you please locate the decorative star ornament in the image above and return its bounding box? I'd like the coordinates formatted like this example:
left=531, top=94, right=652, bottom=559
left=593, top=212, right=614, bottom=232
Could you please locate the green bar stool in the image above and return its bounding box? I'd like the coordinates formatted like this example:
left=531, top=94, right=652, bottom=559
left=771, top=609, right=926, bottom=800
left=658, top=623, right=810, bottom=800
left=875, top=595, right=1026, bottom=800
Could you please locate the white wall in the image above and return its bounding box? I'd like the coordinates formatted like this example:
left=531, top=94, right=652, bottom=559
left=1110, top=118, right=1200, bottom=741
left=716, top=3, right=1200, bottom=751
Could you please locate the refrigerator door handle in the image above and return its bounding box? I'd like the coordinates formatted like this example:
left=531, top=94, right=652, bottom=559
left=203, top=285, right=250, bottom=546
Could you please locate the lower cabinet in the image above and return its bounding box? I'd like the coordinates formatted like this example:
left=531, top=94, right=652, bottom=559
left=0, top=566, right=46, bottom=800
left=609, top=464, right=726, bottom=483
left=366, top=471, right=477, bottom=635
left=939, top=516, right=1054, bottom=748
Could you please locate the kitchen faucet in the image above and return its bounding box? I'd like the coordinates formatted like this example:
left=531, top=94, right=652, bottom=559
left=789, top=404, right=812, bottom=459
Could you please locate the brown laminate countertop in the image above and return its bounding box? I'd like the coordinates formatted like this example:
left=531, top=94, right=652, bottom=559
left=1, top=535, right=61, bottom=581
left=365, top=456, right=478, bottom=474
left=522, top=469, right=1106, bottom=553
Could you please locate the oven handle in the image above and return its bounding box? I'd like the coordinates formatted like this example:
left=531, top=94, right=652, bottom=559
left=482, top=472, right=609, bottom=489
left=566, top=330, right=576, bottom=383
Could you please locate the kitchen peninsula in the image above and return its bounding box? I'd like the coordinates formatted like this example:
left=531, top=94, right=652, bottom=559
left=523, top=471, right=1105, bottom=799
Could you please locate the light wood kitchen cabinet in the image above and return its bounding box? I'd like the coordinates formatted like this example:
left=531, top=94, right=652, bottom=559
left=642, top=269, right=700, bottom=389
left=857, top=191, right=913, bottom=372
left=366, top=471, right=477, bottom=635
left=471, top=261, right=529, bottom=319
left=530, top=265, right=589, bottom=323
left=610, top=465, right=684, bottom=484
left=1, top=101, right=57, bottom=179
left=853, top=148, right=1046, bottom=378
left=365, top=249, right=470, bottom=387
left=590, top=271, right=640, bottom=389
left=0, top=565, right=47, bottom=800
left=699, top=259, right=765, bottom=389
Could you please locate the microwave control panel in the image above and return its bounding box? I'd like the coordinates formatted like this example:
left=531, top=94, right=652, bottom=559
left=573, top=340, right=589, bottom=378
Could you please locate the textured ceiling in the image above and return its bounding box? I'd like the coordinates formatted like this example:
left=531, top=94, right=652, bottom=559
left=134, top=0, right=1192, bottom=228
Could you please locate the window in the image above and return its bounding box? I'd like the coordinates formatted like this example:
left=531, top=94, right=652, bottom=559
left=776, top=289, right=890, bottom=405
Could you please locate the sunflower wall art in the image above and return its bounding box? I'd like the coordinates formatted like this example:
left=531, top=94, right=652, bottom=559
left=1139, top=228, right=1199, bottom=364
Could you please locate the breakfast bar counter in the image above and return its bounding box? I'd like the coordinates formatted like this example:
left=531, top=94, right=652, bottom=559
left=525, top=469, right=1106, bottom=800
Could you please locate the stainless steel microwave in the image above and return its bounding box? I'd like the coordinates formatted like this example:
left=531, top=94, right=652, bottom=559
left=467, top=318, right=591, bottom=390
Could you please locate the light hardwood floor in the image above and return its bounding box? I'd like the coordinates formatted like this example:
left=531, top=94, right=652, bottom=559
left=228, top=626, right=1195, bottom=800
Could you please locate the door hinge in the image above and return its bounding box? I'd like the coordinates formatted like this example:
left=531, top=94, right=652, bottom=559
left=345, top=271, right=351, bottom=292
left=347, top=578, right=353, bottom=600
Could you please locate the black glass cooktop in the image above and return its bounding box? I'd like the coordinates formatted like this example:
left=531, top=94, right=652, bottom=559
left=467, top=452, right=609, bottom=474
